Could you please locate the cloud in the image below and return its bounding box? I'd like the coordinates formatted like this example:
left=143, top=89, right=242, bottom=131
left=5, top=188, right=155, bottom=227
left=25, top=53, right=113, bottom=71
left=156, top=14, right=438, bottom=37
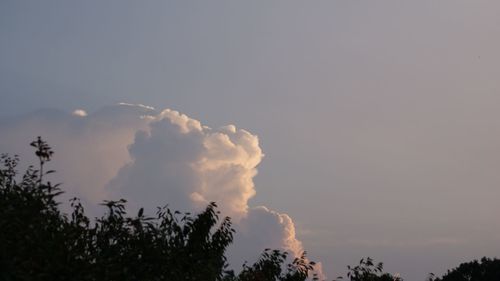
left=0, top=105, right=152, bottom=212
left=107, top=108, right=261, bottom=220
left=72, top=109, right=88, bottom=117
left=0, top=104, right=324, bottom=278
left=106, top=107, right=323, bottom=276
left=229, top=206, right=303, bottom=266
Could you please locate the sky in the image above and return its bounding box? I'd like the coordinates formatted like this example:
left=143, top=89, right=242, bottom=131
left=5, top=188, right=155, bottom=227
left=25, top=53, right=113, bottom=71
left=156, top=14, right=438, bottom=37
left=1, top=1, right=500, bottom=280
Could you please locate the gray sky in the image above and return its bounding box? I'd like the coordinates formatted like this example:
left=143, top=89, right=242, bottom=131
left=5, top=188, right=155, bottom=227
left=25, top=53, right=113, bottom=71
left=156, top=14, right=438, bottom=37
left=2, top=1, right=500, bottom=280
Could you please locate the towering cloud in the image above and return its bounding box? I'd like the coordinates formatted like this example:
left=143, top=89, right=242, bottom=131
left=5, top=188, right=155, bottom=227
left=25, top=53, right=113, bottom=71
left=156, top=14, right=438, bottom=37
left=108, top=108, right=262, bottom=220
left=0, top=104, right=323, bottom=278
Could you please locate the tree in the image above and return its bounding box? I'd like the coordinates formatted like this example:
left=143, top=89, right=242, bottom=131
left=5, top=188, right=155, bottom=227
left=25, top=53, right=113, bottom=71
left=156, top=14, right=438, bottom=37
left=335, top=257, right=402, bottom=281
left=225, top=250, right=319, bottom=281
left=0, top=138, right=318, bottom=281
left=430, top=257, right=500, bottom=281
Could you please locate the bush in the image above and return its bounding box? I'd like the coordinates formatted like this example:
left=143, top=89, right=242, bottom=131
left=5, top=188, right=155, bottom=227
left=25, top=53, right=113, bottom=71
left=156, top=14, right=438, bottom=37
left=0, top=138, right=317, bottom=281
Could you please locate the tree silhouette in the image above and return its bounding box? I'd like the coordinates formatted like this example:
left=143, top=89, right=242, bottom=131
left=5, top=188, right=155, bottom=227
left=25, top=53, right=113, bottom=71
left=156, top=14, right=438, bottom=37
left=430, top=257, right=500, bottom=281
left=335, top=257, right=401, bottom=281
left=5, top=137, right=499, bottom=281
left=0, top=138, right=318, bottom=281
left=225, top=250, right=319, bottom=281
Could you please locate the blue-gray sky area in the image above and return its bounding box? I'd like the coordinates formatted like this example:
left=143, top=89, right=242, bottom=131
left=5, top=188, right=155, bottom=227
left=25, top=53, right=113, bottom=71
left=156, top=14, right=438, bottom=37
left=2, top=1, right=500, bottom=280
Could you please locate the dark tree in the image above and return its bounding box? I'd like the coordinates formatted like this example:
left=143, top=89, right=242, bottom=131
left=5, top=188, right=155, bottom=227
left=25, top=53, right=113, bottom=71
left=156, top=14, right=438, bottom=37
left=431, top=257, right=500, bottom=281
left=0, top=138, right=318, bottom=281
left=335, top=257, right=402, bottom=281
left=225, top=250, right=319, bottom=281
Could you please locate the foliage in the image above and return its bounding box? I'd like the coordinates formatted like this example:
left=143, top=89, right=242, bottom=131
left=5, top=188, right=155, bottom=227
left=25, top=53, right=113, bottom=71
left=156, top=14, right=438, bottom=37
left=430, top=257, right=500, bottom=281
left=0, top=138, right=318, bottom=281
left=4, top=137, right=500, bottom=281
left=335, top=257, right=402, bottom=281
left=225, top=250, right=319, bottom=281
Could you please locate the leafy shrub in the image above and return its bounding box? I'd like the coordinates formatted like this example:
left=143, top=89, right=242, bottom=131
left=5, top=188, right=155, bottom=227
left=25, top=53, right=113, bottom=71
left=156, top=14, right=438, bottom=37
left=0, top=138, right=317, bottom=281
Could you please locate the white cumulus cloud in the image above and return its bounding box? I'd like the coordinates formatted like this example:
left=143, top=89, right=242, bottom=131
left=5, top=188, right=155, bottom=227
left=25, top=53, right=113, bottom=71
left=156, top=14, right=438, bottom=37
left=0, top=104, right=324, bottom=278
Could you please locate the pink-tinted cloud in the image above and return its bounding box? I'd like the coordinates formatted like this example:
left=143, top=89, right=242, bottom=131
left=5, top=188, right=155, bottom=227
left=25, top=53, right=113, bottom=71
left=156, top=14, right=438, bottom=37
left=0, top=103, right=324, bottom=278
